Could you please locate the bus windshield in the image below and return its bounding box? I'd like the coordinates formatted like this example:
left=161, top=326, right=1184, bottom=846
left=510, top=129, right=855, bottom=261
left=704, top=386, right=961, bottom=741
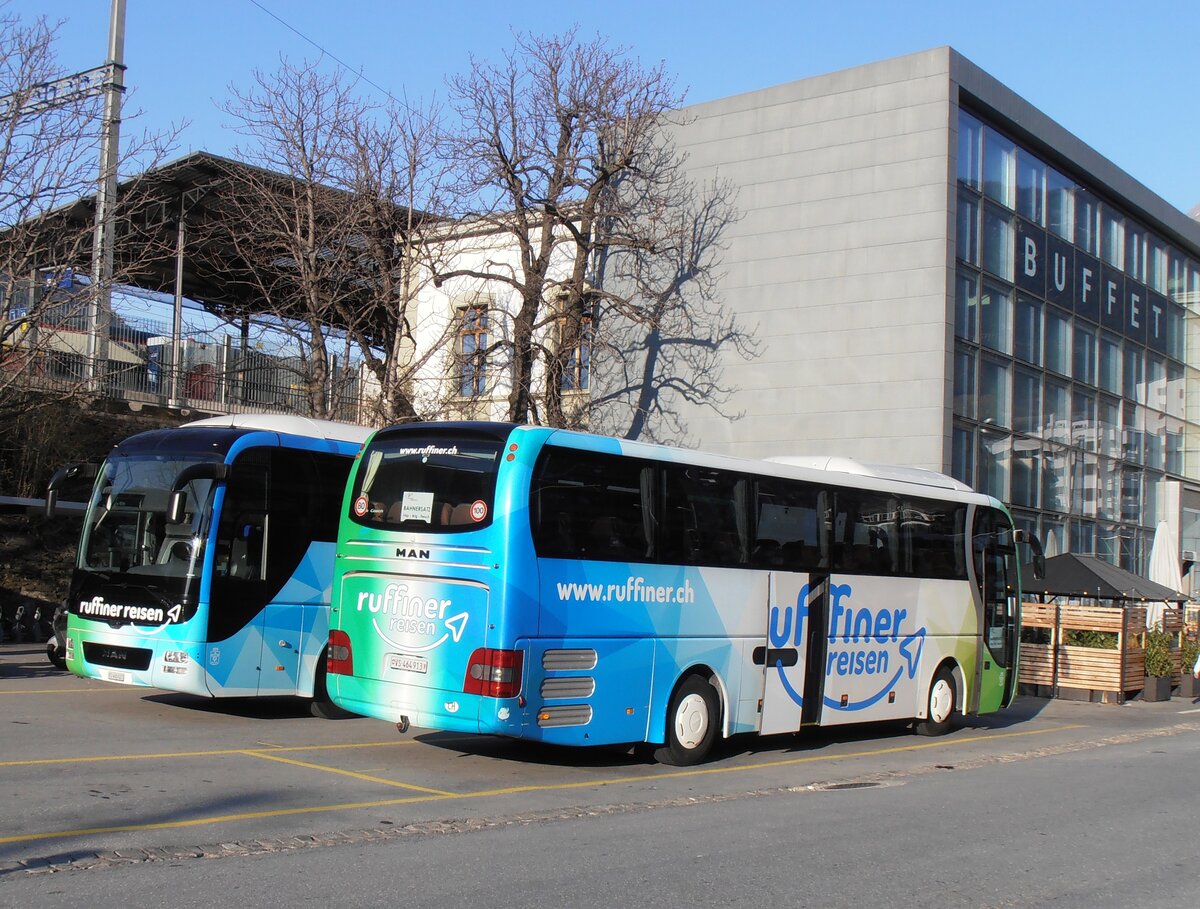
left=79, top=453, right=219, bottom=581
left=349, top=436, right=503, bottom=530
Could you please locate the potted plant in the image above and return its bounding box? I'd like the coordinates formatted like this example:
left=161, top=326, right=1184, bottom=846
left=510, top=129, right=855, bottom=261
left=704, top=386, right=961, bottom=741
left=1142, top=628, right=1174, bottom=702
left=1180, top=636, right=1200, bottom=699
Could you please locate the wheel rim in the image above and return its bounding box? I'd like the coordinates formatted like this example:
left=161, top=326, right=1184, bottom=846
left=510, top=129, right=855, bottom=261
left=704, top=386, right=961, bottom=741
left=673, top=692, right=710, bottom=750
left=929, top=678, right=954, bottom=724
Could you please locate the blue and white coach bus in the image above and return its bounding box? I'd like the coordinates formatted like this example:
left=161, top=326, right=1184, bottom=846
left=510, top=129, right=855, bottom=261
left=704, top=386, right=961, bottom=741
left=327, top=423, right=1041, bottom=762
left=49, top=414, right=371, bottom=714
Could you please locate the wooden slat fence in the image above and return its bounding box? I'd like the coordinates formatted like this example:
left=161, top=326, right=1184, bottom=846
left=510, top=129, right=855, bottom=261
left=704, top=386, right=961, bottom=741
left=1019, top=603, right=1183, bottom=703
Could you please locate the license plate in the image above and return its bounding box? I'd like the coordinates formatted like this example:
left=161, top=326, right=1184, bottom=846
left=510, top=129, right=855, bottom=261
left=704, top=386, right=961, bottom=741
left=388, top=654, right=428, bottom=674
left=106, top=670, right=128, bottom=683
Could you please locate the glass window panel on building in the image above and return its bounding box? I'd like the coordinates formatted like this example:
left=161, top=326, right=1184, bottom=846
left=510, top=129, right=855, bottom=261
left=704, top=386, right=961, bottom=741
left=1072, top=324, right=1096, bottom=384
left=1096, top=456, right=1120, bottom=521
left=1041, top=517, right=1067, bottom=558
left=1044, top=379, right=1071, bottom=445
left=979, top=357, right=1011, bottom=427
left=1169, top=249, right=1186, bottom=302
left=1145, top=356, right=1166, bottom=412
left=1123, top=345, right=1144, bottom=403
left=1122, top=404, right=1143, bottom=464
left=1166, top=416, right=1184, bottom=476
left=1011, top=438, right=1040, bottom=508
left=954, top=348, right=976, bottom=418
left=1097, top=522, right=1120, bottom=564
left=978, top=428, right=1010, bottom=501
left=1142, top=407, right=1164, bottom=470
left=1074, top=188, right=1100, bottom=256
left=957, top=110, right=983, bottom=189
left=1071, top=519, right=1096, bottom=554
left=1014, top=295, right=1042, bottom=365
left=1148, top=236, right=1167, bottom=293
left=956, top=189, right=980, bottom=266
left=1071, top=451, right=1098, bottom=517
left=1013, top=367, right=1041, bottom=434
left=1125, top=224, right=1145, bottom=282
left=982, top=205, right=1014, bottom=280
left=1166, top=361, right=1184, bottom=418
left=1046, top=167, right=1074, bottom=241
left=1044, top=307, right=1072, bottom=375
left=952, top=423, right=975, bottom=488
left=1118, top=527, right=1138, bottom=573
left=1120, top=466, right=1142, bottom=522
left=1071, top=389, right=1096, bottom=452
left=980, top=280, right=1012, bottom=353
left=1098, top=334, right=1121, bottom=394
left=1016, top=149, right=1046, bottom=224
left=955, top=271, right=978, bottom=342
left=1098, top=397, right=1121, bottom=459
left=1100, top=207, right=1124, bottom=268
left=1042, top=445, right=1070, bottom=514
left=982, top=128, right=1016, bottom=208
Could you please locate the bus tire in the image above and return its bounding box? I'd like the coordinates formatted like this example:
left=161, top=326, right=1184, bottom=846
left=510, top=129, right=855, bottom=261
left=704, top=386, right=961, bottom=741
left=46, top=633, right=67, bottom=671
left=654, top=674, right=719, bottom=766
left=310, top=654, right=353, bottom=719
left=915, top=665, right=957, bottom=736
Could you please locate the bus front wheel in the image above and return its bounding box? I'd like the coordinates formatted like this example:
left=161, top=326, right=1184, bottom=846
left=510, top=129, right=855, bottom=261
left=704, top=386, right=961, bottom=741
left=654, top=674, right=719, bottom=766
left=915, top=665, right=957, bottom=736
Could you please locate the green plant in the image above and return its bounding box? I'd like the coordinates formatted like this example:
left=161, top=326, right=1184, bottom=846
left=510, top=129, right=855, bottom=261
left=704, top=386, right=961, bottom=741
left=1182, top=635, right=1200, bottom=676
left=1064, top=629, right=1117, bottom=649
left=1143, top=629, right=1174, bottom=679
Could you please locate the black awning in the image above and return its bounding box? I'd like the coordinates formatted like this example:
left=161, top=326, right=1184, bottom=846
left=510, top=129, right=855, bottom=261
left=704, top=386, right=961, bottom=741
left=1022, top=553, right=1188, bottom=602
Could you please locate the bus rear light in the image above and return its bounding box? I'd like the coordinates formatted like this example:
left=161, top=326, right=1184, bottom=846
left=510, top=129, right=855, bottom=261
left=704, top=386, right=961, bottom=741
left=328, top=630, right=353, bottom=675
left=463, top=648, right=523, bottom=699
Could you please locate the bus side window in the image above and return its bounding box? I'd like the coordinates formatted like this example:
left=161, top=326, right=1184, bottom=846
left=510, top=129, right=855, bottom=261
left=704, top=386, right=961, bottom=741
left=530, top=448, right=653, bottom=563
left=753, top=477, right=821, bottom=571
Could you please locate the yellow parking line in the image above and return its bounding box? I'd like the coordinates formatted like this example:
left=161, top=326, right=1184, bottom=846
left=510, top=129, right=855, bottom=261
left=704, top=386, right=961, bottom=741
left=0, top=723, right=1086, bottom=847
left=0, top=688, right=115, bottom=695
left=0, top=740, right=414, bottom=769
left=244, top=750, right=454, bottom=796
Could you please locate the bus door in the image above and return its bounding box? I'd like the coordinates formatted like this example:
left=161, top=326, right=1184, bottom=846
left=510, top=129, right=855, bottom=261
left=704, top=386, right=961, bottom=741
left=207, top=449, right=285, bottom=694
left=759, top=572, right=827, bottom=734
left=972, top=508, right=1019, bottom=713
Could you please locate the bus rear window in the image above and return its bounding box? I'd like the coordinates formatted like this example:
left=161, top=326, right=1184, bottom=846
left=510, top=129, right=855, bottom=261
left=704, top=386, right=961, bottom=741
left=348, top=438, right=503, bottom=530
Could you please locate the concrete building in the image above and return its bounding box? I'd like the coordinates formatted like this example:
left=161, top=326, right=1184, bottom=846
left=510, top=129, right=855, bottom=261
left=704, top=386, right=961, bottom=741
left=663, top=46, right=1200, bottom=582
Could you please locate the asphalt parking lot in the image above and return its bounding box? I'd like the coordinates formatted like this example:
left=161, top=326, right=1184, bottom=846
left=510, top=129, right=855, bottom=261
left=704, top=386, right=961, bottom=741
left=4, top=641, right=1200, bottom=877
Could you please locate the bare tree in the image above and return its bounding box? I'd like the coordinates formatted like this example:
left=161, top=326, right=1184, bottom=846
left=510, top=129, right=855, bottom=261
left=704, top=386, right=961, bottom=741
left=435, top=30, right=757, bottom=433
left=337, top=96, right=457, bottom=425
left=207, top=60, right=456, bottom=424
left=588, top=175, right=761, bottom=442
left=0, top=9, right=176, bottom=423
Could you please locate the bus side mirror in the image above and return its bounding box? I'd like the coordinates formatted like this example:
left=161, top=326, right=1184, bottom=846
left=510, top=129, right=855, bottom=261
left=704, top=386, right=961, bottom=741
left=168, top=463, right=230, bottom=524
left=1014, top=528, right=1045, bottom=581
left=45, top=462, right=98, bottom=517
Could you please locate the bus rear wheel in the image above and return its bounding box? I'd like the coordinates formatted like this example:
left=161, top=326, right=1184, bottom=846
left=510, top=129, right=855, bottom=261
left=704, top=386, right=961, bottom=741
left=654, top=674, right=719, bottom=766
left=310, top=653, right=353, bottom=719
left=915, top=665, right=957, bottom=736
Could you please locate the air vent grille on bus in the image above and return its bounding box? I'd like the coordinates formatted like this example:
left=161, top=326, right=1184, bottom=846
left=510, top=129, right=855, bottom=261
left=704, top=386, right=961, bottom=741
left=540, top=677, right=596, bottom=700
left=536, top=705, right=593, bottom=727
left=542, top=649, right=598, bottom=671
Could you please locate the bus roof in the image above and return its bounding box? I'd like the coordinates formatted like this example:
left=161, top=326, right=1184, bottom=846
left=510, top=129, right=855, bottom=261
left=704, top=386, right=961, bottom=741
left=183, top=413, right=373, bottom=445
left=765, top=456, right=974, bottom=493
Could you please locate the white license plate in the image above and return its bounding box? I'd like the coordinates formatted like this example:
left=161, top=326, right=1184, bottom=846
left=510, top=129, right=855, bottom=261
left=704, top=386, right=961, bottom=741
left=106, top=670, right=128, bottom=683
left=388, top=654, right=428, bottom=674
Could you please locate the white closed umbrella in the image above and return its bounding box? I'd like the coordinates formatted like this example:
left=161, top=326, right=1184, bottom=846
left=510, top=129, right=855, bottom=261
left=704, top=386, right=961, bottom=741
left=1146, top=521, right=1184, bottom=631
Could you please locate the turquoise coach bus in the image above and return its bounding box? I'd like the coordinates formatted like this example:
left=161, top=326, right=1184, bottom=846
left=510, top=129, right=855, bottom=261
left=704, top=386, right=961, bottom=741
left=326, top=422, right=1041, bottom=763
left=51, top=414, right=372, bottom=714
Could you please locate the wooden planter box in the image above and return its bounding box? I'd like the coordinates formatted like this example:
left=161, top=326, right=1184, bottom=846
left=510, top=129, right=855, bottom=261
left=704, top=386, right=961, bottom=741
left=1019, top=604, right=1183, bottom=704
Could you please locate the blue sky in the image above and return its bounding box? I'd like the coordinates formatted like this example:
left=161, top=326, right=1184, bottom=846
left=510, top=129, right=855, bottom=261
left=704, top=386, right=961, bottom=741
left=13, top=0, right=1200, bottom=214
